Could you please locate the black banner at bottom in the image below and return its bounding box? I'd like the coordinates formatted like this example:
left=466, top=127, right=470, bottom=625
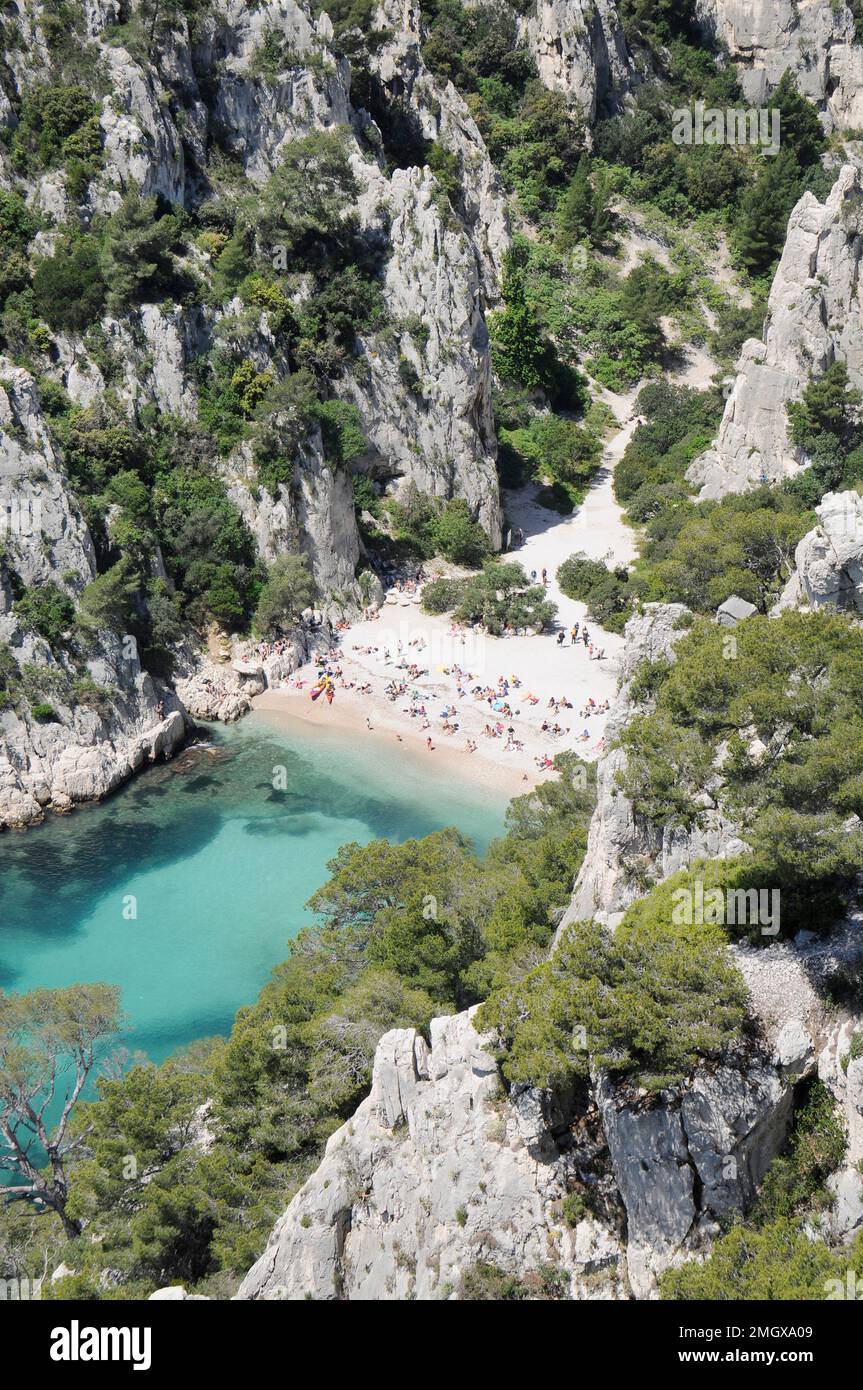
left=7, top=1296, right=858, bottom=1377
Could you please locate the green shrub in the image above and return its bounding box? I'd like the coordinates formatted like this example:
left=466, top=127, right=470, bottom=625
left=500, top=414, right=602, bottom=500
left=479, top=913, right=748, bottom=1093
left=11, top=85, right=97, bottom=174
left=618, top=610, right=863, bottom=928
left=315, top=399, right=367, bottom=468
left=32, top=237, right=106, bottom=332
left=30, top=701, right=58, bottom=723
left=79, top=563, right=140, bottom=633
left=490, top=265, right=584, bottom=407
left=557, top=552, right=632, bottom=633
left=419, top=577, right=463, bottom=614
left=14, top=584, right=75, bottom=646
left=458, top=1260, right=568, bottom=1301
left=751, top=1081, right=847, bottom=1226
left=661, top=1222, right=863, bottom=1301
left=252, top=555, right=317, bottom=638
left=431, top=500, right=491, bottom=567
left=421, top=561, right=557, bottom=634
left=100, top=191, right=186, bottom=313
left=560, top=1192, right=587, bottom=1227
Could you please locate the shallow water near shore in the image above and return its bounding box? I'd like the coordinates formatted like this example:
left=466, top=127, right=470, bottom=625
left=0, top=713, right=506, bottom=1070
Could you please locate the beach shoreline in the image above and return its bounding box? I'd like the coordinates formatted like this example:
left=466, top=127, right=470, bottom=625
left=252, top=684, right=536, bottom=802
left=251, top=437, right=643, bottom=800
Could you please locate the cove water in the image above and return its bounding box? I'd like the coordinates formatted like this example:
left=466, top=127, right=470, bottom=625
left=0, top=713, right=506, bottom=1066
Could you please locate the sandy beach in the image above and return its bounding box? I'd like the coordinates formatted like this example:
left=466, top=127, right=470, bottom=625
left=254, top=402, right=640, bottom=795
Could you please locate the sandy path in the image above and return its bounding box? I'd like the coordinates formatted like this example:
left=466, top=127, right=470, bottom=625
left=257, top=399, right=640, bottom=790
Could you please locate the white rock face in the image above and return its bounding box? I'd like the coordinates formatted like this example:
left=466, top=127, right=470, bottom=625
left=818, top=1015, right=863, bottom=1239
left=781, top=490, right=863, bottom=613
left=695, top=1, right=863, bottom=131
left=222, top=436, right=362, bottom=596
left=238, top=1008, right=626, bottom=1300
left=690, top=165, right=863, bottom=499
left=520, top=0, right=634, bottom=122
left=97, top=45, right=187, bottom=207
left=347, top=166, right=502, bottom=543
left=0, top=367, right=188, bottom=827
left=370, top=0, right=511, bottom=290
left=237, top=999, right=812, bottom=1300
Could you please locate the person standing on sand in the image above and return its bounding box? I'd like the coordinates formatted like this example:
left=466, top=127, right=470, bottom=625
left=426, top=737, right=435, bottom=751
left=571, top=624, right=579, bottom=643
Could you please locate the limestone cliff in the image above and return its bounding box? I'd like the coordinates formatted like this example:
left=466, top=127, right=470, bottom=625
left=779, top=490, right=863, bottom=614
left=695, top=0, right=863, bottom=131
left=237, top=946, right=861, bottom=1301
left=690, top=164, right=863, bottom=499
left=0, top=0, right=515, bottom=822
left=519, top=0, right=635, bottom=124
left=0, top=364, right=186, bottom=828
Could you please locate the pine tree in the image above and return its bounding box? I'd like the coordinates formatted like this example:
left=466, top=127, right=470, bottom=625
left=555, top=158, right=593, bottom=248
left=100, top=190, right=177, bottom=312
left=736, top=148, right=800, bottom=275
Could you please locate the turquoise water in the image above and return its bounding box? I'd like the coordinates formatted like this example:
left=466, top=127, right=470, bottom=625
left=0, top=712, right=506, bottom=1065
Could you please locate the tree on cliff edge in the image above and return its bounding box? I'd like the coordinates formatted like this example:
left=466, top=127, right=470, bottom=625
left=0, top=984, right=121, bottom=1239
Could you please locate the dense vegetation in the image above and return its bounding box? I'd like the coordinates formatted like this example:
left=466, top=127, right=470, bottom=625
left=479, top=911, right=748, bottom=1093
left=617, top=609, right=863, bottom=932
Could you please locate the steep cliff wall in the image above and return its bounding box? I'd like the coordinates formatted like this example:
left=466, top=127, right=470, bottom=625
left=690, top=164, right=863, bottom=499
left=0, top=365, right=186, bottom=827
left=695, top=1, right=863, bottom=131
left=519, top=0, right=635, bottom=123
left=237, top=950, right=855, bottom=1301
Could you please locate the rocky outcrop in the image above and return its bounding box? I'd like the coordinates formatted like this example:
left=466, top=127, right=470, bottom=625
left=690, top=165, right=863, bottom=499
left=237, top=986, right=830, bottom=1300
left=0, top=366, right=189, bottom=828
left=819, top=1020, right=863, bottom=1240
left=347, top=165, right=502, bottom=543
left=779, top=490, right=863, bottom=613
left=369, top=0, right=511, bottom=291
left=223, top=438, right=362, bottom=595
left=519, top=0, right=634, bottom=123
left=597, top=1052, right=796, bottom=1298
left=238, top=1007, right=627, bottom=1300
left=174, top=655, right=262, bottom=725
left=695, top=1, right=863, bottom=132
